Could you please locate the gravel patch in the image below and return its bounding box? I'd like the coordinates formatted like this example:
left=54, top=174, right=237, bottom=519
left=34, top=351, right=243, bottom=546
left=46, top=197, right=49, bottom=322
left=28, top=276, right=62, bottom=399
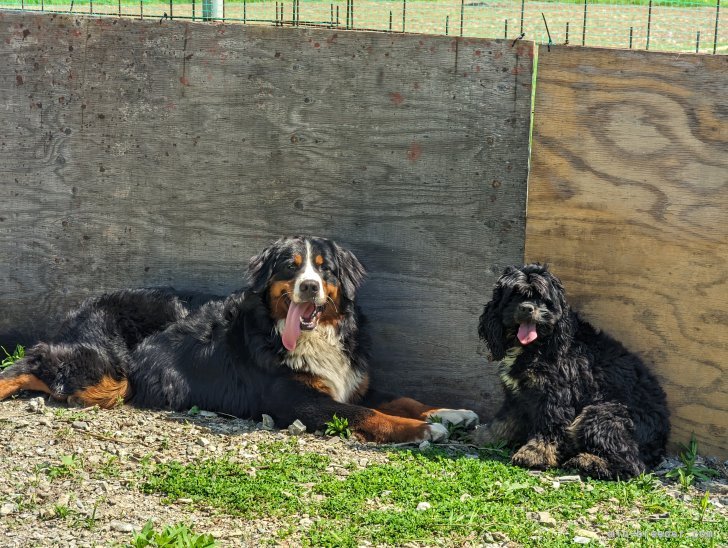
left=1, top=396, right=726, bottom=546
left=0, top=397, right=391, bottom=547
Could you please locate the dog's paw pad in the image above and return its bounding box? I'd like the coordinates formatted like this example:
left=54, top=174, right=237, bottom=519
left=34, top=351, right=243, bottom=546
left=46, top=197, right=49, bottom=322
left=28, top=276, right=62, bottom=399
left=428, top=409, right=480, bottom=429
left=426, top=422, right=449, bottom=443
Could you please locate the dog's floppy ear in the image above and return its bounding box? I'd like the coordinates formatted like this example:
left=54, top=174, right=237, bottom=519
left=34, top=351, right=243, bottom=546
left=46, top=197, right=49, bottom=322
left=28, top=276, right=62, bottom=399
left=334, top=242, right=367, bottom=301
left=478, top=285, right=506, bottom=362
left=247, top=244, right=278, bottom=293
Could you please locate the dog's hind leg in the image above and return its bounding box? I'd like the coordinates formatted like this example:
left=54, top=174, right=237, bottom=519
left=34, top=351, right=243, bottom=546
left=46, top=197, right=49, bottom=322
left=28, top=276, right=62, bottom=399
left=564, top=402, right=645, bottom=480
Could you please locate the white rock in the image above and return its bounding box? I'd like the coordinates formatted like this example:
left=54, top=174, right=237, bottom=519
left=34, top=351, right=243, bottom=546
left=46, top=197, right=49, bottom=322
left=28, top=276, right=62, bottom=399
left=287, top=419, right=307, bottom=436
left=261, top=414, right=276, bottom=430
left=0, top=502, right=18, bottom=515
left=557, top=475, right=582, bottom=483
left=418, top=440, right=431, bottom=451
left=528, top=511, right=557, bottom=527
left=573, top=536, right=591, bottom=544
left=26, top=397, right=45, bottom=413
left=199, top=410, right=218, bottom=418
left=110, top=521, right=136, bottom=533
left=416, top=502, right=431, bottom=511
left=196, top=437, right=210, bottom=447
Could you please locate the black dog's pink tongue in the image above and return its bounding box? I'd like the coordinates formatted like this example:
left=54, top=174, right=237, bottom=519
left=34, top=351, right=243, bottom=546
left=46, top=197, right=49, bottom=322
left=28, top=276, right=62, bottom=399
left=282, top=302, right=315, bottom=351
left=517, top=322, right=538, bottom=345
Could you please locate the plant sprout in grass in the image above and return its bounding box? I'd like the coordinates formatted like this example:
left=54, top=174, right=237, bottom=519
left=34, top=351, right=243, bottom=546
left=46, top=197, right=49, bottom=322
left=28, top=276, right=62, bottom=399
left=1, top=344, right=24, bottom=370
left=324, top=413, right=351, bottom=439
left=131, top=521, right=217, bottom=548
left=666, top=433, right=719, bottom=490
left=45, top=454, right=83, bottom=480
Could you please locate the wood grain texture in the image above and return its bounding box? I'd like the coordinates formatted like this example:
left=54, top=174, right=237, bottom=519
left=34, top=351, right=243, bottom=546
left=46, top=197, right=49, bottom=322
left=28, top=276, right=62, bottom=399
left=526, top=45, right=728, bottom=457
left=0, top=13, right=533, bottom=419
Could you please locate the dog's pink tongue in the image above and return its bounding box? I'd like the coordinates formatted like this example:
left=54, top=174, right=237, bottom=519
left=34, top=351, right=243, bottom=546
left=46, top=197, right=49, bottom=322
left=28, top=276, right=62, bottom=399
left=282, top=302, right=314, bottom=351
left=517, top=323, right=538, bottom=345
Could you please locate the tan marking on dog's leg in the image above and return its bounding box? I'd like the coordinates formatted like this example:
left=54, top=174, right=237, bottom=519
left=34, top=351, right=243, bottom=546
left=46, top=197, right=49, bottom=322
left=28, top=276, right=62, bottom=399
left=512, top=438, right=559, bottom=470
left=71, top=376, right=130, bottom=409
left=356, top=410, right=448, bottom=444
left=0, top=374, right=52, bottom=400
left=375, top=397, right=438, bottom=420
left=563, top=452, right=612, bottom=479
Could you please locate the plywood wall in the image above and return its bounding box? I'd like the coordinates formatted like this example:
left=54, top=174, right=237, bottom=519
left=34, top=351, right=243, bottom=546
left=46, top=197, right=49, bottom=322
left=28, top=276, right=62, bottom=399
left=526, top=45, right=728, bottom=457
left=0, top=13, right=534, bottom=419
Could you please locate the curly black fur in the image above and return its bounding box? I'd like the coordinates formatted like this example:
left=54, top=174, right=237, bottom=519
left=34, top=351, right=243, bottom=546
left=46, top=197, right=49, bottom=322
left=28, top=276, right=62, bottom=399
left=476, top=264, right=670, bottom=480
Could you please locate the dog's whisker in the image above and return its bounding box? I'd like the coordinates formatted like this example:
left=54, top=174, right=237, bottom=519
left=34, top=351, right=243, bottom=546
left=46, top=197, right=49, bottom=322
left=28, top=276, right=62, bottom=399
left=325, top=296, right=340, bottom=314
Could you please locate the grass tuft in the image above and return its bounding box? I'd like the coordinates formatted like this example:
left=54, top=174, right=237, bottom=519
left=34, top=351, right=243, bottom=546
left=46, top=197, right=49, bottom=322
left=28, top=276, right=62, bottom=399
left=324, top=413, right=351, bottom=439
left=1, top=344, right=24, bottom=370
left=130, top=521, right=217, bottom=548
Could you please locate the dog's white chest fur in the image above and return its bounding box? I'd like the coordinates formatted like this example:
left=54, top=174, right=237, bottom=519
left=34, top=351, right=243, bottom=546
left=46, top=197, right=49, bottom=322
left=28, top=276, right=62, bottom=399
left=499, top=347, right=523, bottom=392
left=276, top=321, right=362, bottom=403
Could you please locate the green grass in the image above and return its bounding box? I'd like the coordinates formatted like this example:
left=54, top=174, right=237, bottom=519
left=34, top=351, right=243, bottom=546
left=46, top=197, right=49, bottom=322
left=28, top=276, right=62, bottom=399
left=140, top=439, right=727, bottom=547
left=1, top=344, right=24, bottom=370
left=130, top=521, right=217, bottom=548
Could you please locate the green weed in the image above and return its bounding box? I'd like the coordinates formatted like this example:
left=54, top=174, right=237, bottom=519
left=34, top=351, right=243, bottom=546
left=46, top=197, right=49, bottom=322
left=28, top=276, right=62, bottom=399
left=130, top=521, right=217, bottom=548
left=0, top=344, right=24, bottom=370
left=324, top=414, right=351, bottom=439
left=666, top=434, right=719, bottom=490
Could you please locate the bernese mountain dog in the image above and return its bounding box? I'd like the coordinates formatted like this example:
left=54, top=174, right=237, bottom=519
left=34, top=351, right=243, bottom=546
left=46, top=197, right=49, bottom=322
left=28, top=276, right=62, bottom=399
left=0, top=236, right=478, bottom=443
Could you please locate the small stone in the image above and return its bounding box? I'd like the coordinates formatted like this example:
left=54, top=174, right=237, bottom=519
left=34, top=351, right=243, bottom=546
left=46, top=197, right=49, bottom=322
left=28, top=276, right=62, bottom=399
left=26, top=397, right=45, bottom=413
left=533, top=486, right=546, bottom=494
left=528, top=511, right=557, bottom=527
left=551, top=481, right=561, bottom=489
left=72, top=421, right=90, bottom=431
left=110, top=521, right=136, bottom=533
left=416, top=502, right=431, bottom=511
left=0, top=502, right=18, bottom=515
left=199, top=410, right=218, bottom=418
left=418, top=440, right=431, bottom=451
left=261, top=414, right=275, bottom=430
left=287, top=419, right=307, bottom=436
left=196, top=437, right=210, bottom=447
left=177, top=498, right=193, bottom=504
left=586, top=507, right=599, bottom=515
left=299, top=517, right=313, bottom=527
left=574, top=529, right=599, bottom=540
left=38, top=507, right=55, bottom=519
left=573, top=536, right=591, bottom=544
left=557, top=475, right=582, bottom=483
left=459, top=493, right=472, bottom=502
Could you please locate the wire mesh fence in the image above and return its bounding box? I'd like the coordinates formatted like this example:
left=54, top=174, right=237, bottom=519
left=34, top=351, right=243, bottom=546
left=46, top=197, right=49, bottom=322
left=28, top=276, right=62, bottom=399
left=0, top=0, right=724, bottom=53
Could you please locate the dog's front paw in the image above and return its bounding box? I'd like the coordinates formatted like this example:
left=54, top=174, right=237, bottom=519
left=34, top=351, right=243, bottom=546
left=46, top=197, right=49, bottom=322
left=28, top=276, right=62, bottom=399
left=426, top=409, right=480, bottom=429
left=511, top=439, right=558, bottom=470
left=425, top=422, right=449, bottom=443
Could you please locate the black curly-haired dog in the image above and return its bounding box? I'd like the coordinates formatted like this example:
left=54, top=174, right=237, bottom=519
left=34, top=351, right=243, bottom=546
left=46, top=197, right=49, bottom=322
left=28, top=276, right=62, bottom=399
left=0, top=235, right=478, bottom=443
left=474, top=263, right=669, bottom=480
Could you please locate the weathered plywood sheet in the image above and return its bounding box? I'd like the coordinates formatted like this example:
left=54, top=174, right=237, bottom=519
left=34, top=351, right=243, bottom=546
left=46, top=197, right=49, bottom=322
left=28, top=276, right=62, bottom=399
left=0, top=13, right=533, bottom=418
left=526, top=45, right=728, bottom=457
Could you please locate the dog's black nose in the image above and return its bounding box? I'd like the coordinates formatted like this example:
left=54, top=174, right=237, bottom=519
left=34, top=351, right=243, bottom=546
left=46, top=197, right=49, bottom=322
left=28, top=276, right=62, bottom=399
left=299, top=280, right=320, bottom=298
left=518, top=303, right=535, bottom=314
